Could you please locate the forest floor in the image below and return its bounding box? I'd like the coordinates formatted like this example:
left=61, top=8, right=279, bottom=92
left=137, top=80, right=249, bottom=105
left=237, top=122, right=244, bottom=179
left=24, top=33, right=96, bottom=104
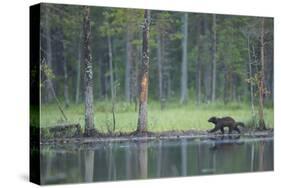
left=40, top=101, right=274, bottom=132
left=38, top=101, right=274, bottom=144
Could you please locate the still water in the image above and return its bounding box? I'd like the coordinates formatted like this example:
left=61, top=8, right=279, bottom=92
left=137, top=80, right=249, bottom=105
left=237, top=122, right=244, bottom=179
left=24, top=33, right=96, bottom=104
left=40, top=136, right=273, bottom=184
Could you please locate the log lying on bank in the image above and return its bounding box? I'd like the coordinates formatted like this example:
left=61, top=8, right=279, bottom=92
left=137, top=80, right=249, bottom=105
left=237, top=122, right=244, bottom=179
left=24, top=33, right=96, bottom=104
left=48, top=124, right=81, bottom=132
left=41, top=123, right=82, bottom=139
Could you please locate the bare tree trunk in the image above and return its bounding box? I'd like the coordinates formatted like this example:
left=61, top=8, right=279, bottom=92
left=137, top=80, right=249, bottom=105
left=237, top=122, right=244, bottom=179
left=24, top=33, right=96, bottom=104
left=62, top=39, right=70, bottom=108
left=99, top=57, right=107, bottom=98
left=196, top=45, right=202, bottom=105
left=196, top=17, right=203, bottom=105
left=137, top=10, right=150, bottom=132
left=211, top=14, right=217, bottom=102
left=204, top=62, right=212, bottom=103
left=157, top=33, right=164, bottom=109
left=107, top=33, right=116, bottom=132
left=44, top=4, right=54, bottom=102
left=180, top=13, right=188, bottom=104
left=223, top=63, right=228, bottom=104
left=258, top=18, right=266, bottom=130
left=247, top=35, right=255, bottom=115
left=75, top=32, right=82, bottom=104
left=125, top=28, right=132, bottom=102
left=131, top=47, right=139, bottom=112
left=83, top=6, right=94, bottom=133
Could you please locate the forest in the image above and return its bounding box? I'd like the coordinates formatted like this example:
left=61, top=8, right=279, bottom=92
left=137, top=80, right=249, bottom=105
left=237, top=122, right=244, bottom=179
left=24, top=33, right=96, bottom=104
left=39, top=3, right=274, bottom=136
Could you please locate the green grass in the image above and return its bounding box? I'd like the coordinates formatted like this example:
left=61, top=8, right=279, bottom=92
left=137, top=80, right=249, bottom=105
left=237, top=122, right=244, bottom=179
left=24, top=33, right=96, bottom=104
left=40, top=101, right=274, bottom=133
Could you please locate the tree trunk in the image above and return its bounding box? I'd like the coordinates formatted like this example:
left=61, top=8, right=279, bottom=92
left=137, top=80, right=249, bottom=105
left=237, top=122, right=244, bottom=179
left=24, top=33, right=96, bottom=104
left=157, top=33, right=164, bottom=109
left=247, top=35, right=255, bottom=115
left=107, top=33, right=116, bottom=132
left=99, top=57, right=107, bottom=98
left=196, top=17, right=203, bottom=105
left=137, top=10, right=150, bottom=132
left=204, top=62, right=212, bottom=103
left=196, top=44, right=202, bottom=105
left=180, top=13, right=188, bottom=104
left=83, top=6, right=94, bottom=133
left=125, top=28, right=132, bottom=102
left=131, top=47, right=139, bottom=112
left=258, top=18, right=266, bottom=130
left=61, top=35, right=70, bottom=108
left=75, top=32, right=82, bottom=104
left=44, top=4, right=54, bottom=102
left=211, top=14, right=217, bottom=102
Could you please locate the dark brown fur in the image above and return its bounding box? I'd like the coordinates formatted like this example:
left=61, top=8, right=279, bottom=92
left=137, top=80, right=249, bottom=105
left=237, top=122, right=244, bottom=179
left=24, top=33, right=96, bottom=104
left=207, top=116, right=244, bottom=134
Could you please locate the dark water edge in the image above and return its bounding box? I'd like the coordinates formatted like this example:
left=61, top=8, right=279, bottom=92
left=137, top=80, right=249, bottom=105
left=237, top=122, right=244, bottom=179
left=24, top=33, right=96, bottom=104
left=39, top=135, right=273, bottom=185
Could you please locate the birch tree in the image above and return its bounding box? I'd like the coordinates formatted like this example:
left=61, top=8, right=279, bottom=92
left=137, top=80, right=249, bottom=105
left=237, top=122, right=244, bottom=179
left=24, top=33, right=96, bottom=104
left=83, top=6, right=94, bottom=133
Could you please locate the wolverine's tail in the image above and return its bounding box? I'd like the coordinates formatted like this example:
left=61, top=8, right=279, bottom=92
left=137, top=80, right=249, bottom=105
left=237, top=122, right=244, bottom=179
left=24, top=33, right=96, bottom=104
left=235, top=122, right=245, bottom=127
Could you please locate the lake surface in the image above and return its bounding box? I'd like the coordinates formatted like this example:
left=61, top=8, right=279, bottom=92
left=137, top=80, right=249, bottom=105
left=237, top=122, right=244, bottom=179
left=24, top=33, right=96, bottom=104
left=39, top=135, right=273, bottom=184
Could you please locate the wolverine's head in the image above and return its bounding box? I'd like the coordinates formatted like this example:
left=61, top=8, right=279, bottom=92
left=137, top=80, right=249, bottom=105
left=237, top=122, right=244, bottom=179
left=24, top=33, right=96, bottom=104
left=208, top=117, right=217, bottom=124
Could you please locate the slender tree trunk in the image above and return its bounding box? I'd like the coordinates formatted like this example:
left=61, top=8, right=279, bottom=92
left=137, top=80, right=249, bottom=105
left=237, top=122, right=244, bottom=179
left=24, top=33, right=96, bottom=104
left=247, top=35, right=255, bottom=115
left=44, top=4, right=54, bottom=102
left=157, top=33, right=164, bottom=109
left=180, top=13, right=188, bottom=104
left=131, top=47, right=139, bottom=112
left=99, top=57, right=107, bottom=98
left=107, top=33, right=116, bottom=132
left=75, top=32, right=82, bottom=104
left=196, top=45, right=202, bottom=105
left=83, top=6, right=94, bottom=133
left=167, top=71, right=171, bottom=98
left=196, top=17, right=203, bottom=105
left=137, top=10, right=150, bottom=132
left=43, top=60, right=68, bottom=121
left=211, top=14, right=217, bottom=102
left=258, top=18, right=266, bottom=130
left=223, top=63, right=228, bottom=104
left=62, top=38, right=70, bottom=108
left=125, top=28, right=132, bottom=102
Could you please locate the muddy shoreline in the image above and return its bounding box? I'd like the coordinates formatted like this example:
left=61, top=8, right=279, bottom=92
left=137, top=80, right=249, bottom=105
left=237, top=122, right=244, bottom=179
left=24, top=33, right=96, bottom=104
left=40, top=128, right=274, bottom=145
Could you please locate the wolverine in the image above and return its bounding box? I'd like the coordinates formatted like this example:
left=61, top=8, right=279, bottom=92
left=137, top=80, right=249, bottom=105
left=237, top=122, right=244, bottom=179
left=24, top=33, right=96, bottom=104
left=207, top=116, right=245, bottom=134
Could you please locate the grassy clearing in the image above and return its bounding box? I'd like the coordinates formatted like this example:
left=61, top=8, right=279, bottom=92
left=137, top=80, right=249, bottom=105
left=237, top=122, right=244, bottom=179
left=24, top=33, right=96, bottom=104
left=40, top=101, right=273, bottom=133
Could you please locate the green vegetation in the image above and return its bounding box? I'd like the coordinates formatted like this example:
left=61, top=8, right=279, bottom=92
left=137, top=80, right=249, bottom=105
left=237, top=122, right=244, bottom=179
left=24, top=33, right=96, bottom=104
left=39, top=4, right=273, bottom=134
left=41, top=101, right=273, bottom=133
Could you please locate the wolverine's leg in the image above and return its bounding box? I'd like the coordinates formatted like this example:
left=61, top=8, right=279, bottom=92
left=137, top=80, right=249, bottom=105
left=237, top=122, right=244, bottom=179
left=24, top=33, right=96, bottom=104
left=234, top=127, right=240, bottom=133
left=220, top=127, right=224, bottom=134
left=228, top=127, right=233, bottom=134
